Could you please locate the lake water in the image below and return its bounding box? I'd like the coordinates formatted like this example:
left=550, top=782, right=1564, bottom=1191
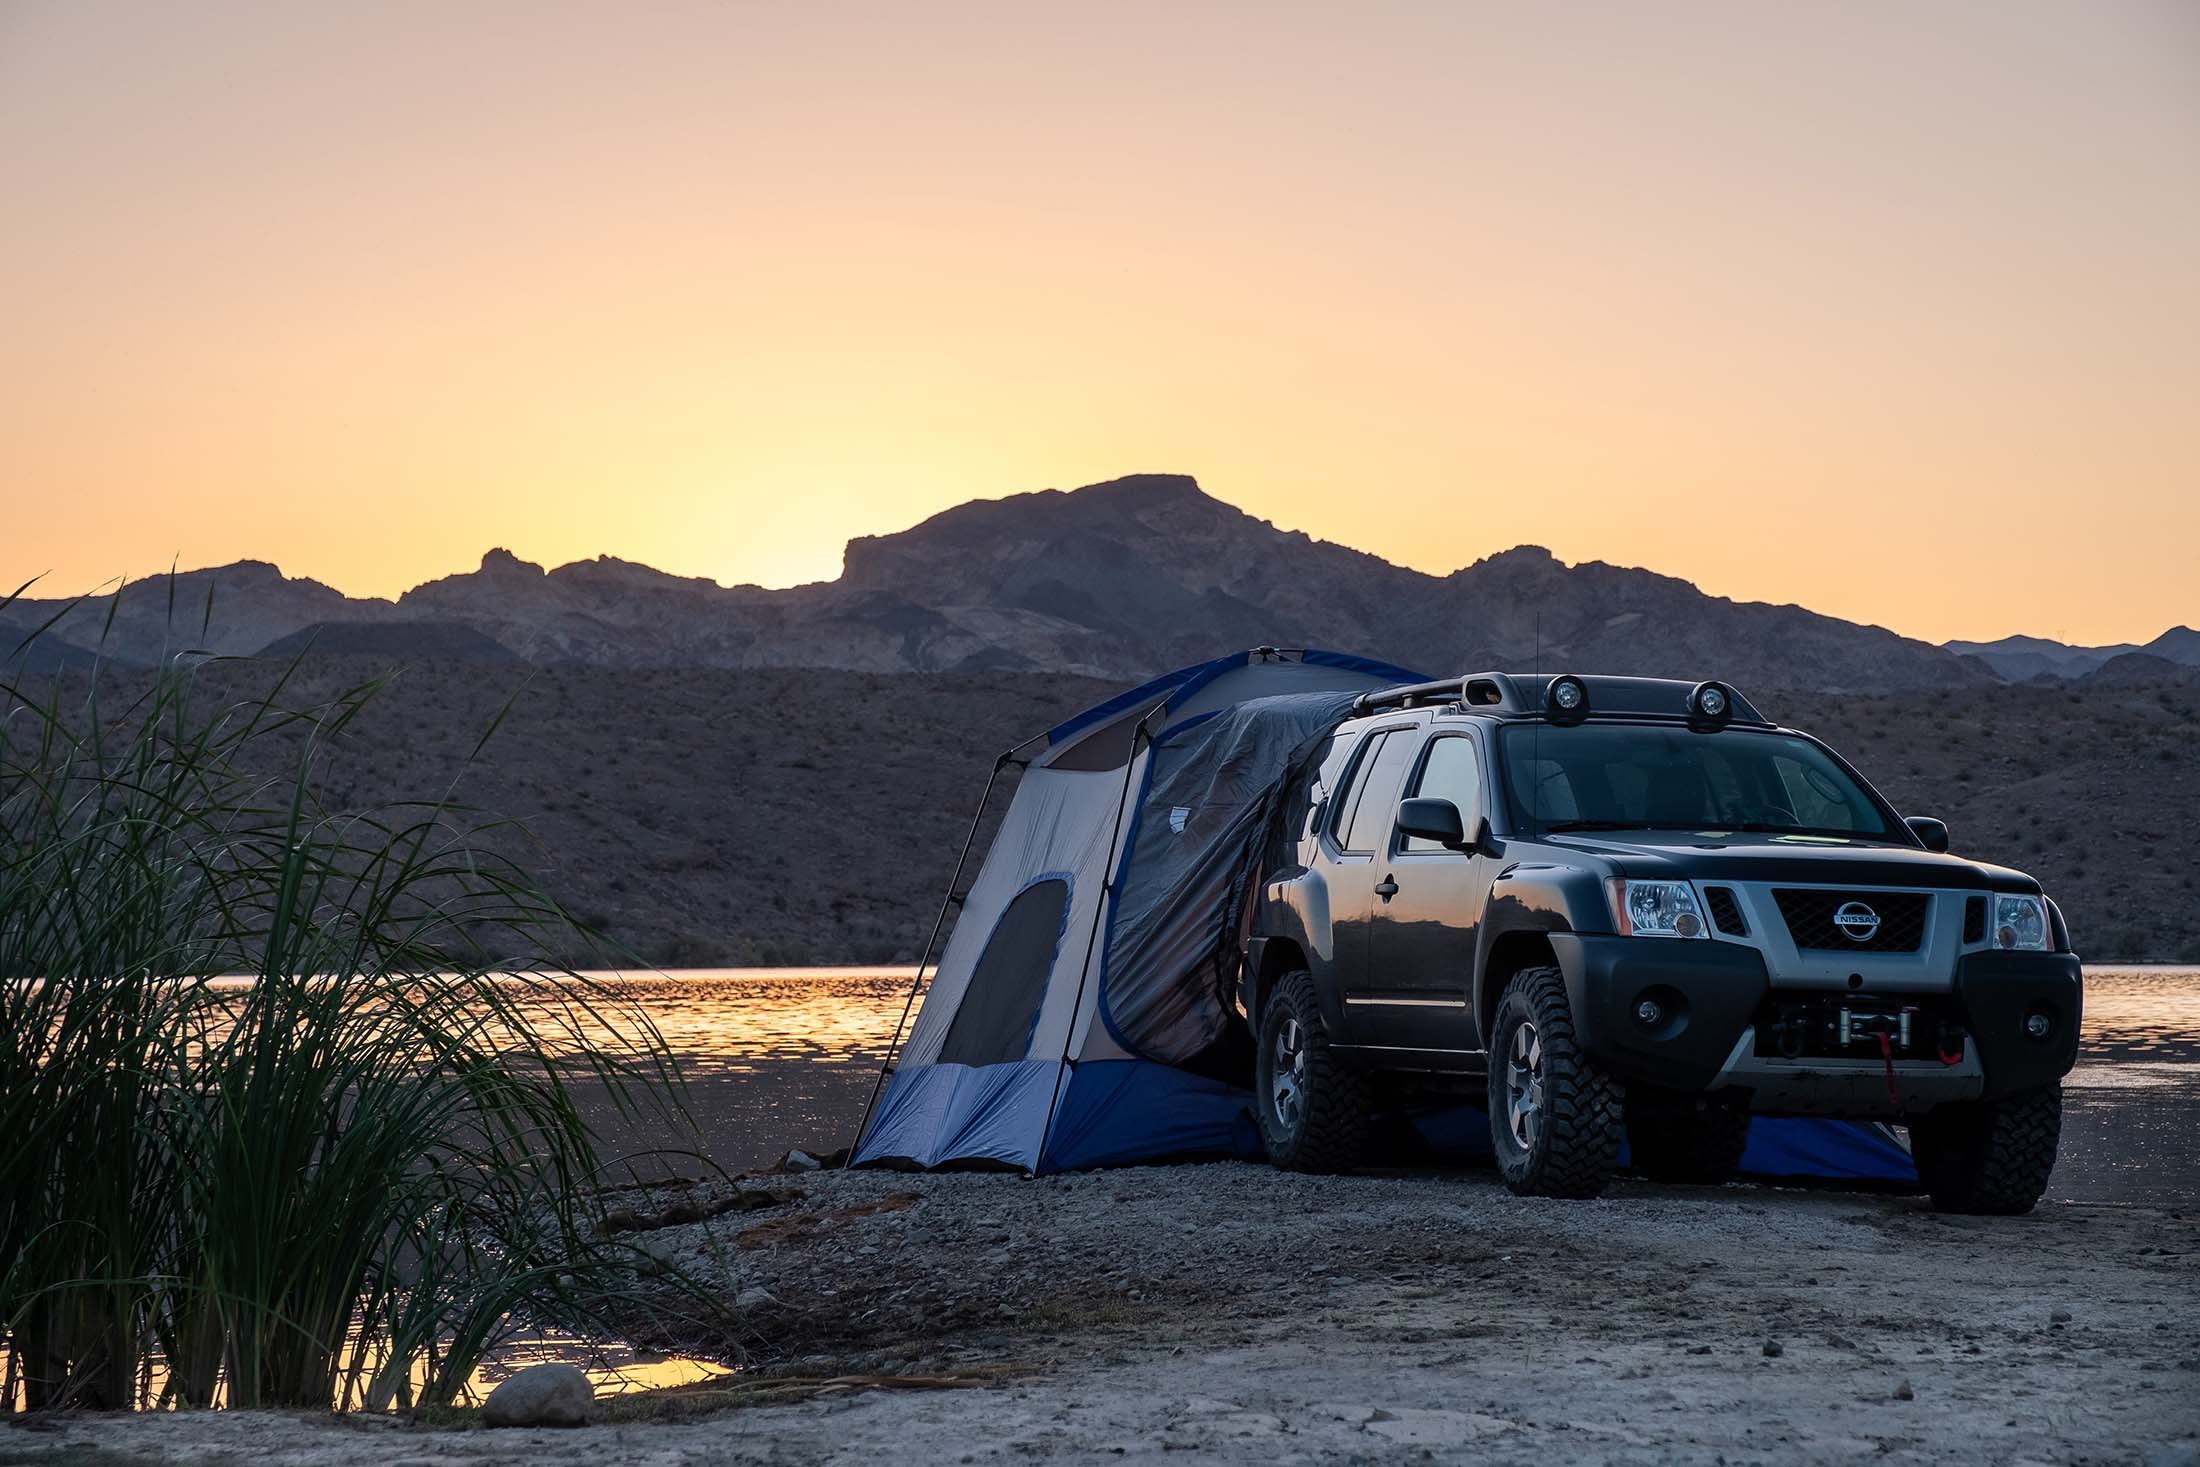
left=585, top=965, right=2200, bottom=1209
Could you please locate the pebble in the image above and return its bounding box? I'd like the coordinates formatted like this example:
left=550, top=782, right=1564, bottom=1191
left=1894, top=1380, right=1916, bottom=1401
left=1762, top=1339, right=1785, bottom=1358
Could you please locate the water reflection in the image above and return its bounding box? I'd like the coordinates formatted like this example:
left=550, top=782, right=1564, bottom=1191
left=585, top=968, right=921, bottom=1076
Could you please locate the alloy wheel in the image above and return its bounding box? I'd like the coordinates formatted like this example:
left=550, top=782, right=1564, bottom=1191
left=1270, top=1016, right=1308, bottom=1134
left=1506, top=1019, right=1545, bottom=1150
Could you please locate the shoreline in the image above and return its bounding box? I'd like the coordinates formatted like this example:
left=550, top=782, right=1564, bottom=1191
left=16, top=1165, right=2197, bottom=1464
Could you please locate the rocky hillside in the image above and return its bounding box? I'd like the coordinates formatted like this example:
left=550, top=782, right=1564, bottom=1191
left=10, top=474, right=1995, bottom=690
left=1948, top=627, right=2200, bottom=682
left=20, top=657, right=2193, bottom=966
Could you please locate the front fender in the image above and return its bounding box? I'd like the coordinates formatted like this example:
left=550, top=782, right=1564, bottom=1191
left=1471, top=862, right=1603, bottom=1044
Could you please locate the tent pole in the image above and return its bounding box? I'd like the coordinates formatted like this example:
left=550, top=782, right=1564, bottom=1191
left=846, top=737, right=1034, bottom=1165
left=1034, top=699, right=1166, bottom=1174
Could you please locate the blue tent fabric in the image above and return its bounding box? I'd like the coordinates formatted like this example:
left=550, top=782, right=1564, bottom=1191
left=1739, top=1118, right=1916, bottom=1182
left=856, top=1060, right=1062, bottom=1169
left=1040, top=1060, right=1263, bottom=1170
left=1044, top=648, right=1424, bottom=747
left=856, top=1057, right=1260, bottom=1172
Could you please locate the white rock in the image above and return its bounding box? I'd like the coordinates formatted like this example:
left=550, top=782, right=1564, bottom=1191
left=480, top=1362, right=593, bottom=1428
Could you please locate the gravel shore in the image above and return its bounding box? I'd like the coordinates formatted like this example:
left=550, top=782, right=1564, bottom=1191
left=9, top=1164, right=2198, bottom=1464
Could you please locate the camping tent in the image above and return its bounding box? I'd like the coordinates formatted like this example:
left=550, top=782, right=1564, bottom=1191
left=853, top=648, right=1409, bottom=1172
left=853, top=647, right=1917, bottom=1185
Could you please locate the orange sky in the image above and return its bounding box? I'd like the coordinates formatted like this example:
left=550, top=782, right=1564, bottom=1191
left=2, top=2, right=2195, bottom=645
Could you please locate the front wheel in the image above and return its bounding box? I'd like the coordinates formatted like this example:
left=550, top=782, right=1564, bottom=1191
left=1486, top=966, right=1624, bottom=1198
left=1254, top=971, right=1370, bottom=1173
left=1909, top=1083, right=2062, bottom=1215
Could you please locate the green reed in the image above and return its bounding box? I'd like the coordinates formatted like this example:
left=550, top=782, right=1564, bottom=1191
left=1, top=590, right=700, bottom=1410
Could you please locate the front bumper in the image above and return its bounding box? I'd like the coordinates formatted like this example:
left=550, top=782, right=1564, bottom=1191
left=1548, top=934, right=2082, bottom=1114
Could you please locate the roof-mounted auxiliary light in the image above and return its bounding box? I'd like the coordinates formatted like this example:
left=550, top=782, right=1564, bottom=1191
left=1688, top=680, right=1736, bottom=727
left=1546, top=675, right=1591, bottom=725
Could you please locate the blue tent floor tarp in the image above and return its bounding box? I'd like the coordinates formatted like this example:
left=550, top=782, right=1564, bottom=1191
left=1399, top=1104, right=1917, bottom=1182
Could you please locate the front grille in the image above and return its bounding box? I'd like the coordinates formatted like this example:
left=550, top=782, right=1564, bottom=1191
left=1704, top=886, right=1748, bottom=937
left=1772, top=888, right=1930, bottom=953
left=1963, top=895, right=1986, bottom=945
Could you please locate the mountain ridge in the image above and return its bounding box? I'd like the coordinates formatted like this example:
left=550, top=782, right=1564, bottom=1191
left=7, top=474, right=2188, bottom=689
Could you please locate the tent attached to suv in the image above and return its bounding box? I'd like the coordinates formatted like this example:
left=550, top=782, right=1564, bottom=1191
left=852, top=647, right=1917, bottom=1185
left=853, top=648, right=1412, bottom=1172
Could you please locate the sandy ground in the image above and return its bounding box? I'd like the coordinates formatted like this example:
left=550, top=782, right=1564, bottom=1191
left=7, top=1165, right=2197, bottom=1465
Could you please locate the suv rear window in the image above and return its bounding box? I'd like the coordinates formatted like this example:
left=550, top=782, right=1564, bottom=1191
left=1336, top=729, right=1419, bottom=852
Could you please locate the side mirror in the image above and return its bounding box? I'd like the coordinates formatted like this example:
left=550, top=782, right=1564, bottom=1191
left=1906, top=815, right=1950, bottom=853
left=1395, top=797, right=1466, bottom=849
left=1471, top=814, right=1501, bottom=857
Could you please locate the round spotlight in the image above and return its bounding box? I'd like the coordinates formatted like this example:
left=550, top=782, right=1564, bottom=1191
left=1689, top=680, right=1735, bottom=725
left=2024, top=1011, right=2053, bottom=1040
left=1547, top=675, right=1590, bottom=722
left=1634, top=998, right=1664, bottom=1027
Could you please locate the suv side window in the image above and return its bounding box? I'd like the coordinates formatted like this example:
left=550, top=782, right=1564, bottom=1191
left=1304, top=730, right=1359, bottom=839
left=1399, top=735, right=1484, bottom=853
left=1338, top=730, right=1419, bottom=853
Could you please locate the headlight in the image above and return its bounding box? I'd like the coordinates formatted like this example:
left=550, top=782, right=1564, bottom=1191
left=1993, top=894, right=2050, bottom=951
left=1609, top=879, right=1708, bottom=939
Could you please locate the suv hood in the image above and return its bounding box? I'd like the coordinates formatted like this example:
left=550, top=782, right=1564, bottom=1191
left=1537, top=829, right=2041, bottom=892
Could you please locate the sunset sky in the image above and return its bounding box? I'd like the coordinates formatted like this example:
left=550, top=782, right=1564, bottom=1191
left=2, top=2, right=2194, bottom=646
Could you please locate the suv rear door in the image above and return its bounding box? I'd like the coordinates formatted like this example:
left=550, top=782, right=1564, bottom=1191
left=1364, top=726, right=1491, bottom=1055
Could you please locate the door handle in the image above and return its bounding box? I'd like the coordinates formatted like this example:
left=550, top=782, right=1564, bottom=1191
left=1375, top=876, right=1399, bottom=901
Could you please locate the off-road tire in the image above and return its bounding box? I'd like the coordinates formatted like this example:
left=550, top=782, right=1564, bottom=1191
left=1254, top=971, right=1370, bottom=1173
left=1487, top=965, right=1624, bottom=1198
left=1909, top=1083, right=2062, bottom=1216
left=1625, top=1088, right=1752, bottom=1184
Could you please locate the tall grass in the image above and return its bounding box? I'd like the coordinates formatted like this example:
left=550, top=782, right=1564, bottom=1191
left=1, top=595, right=700, bottom=1410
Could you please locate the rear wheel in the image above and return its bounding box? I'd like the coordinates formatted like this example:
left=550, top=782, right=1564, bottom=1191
left=1254, top=971, right=1369, bottom=1173
left=1487, top=966, right=1624, bottom=1198
left=1626, top=1089, right=1752, bottom=1184
left=1910, top=1083, right=2062, bottom=1215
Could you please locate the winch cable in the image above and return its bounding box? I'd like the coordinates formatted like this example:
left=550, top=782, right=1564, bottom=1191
left=1876, top=1030, right=1899, bottom=1109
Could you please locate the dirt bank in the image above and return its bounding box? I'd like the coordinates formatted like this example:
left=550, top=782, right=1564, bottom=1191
left=9, top=1165, right=2198, bottom=1464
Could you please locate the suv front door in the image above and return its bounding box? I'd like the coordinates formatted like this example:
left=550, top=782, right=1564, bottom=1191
left=1364, top=728, right=1491, bottom=1056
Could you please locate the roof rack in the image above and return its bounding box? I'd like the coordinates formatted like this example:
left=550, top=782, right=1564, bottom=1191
left=1353, top=672, right=1769, bottom=725
left=1353, top=674, right=1516, bottom=714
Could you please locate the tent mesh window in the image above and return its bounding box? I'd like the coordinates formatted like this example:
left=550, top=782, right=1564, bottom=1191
left=937, top=877, right=1072, bottom=1067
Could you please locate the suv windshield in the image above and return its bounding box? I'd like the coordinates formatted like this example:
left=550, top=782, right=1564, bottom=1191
left=1498, top=723, right=1899, bottom=840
